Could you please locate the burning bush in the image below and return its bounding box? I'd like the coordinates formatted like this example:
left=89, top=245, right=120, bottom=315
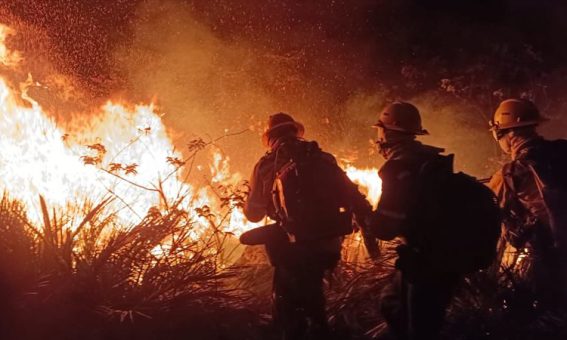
left=0, top=189, right=269, bottom=339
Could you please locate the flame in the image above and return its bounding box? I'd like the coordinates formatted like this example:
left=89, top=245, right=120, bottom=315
left=0, top=25, right=20, bottom=66
left=0, top=23, right=245, bottom=236
left=0, top=79, right=185, bottom=224
left=0, top=23, right=379, bottom=242
left=344, top=165, right=382, bottom=209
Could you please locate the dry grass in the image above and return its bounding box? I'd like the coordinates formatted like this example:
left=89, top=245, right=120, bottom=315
left=1, top=194, right=566, bottom=339
left=0, top=137, right=564, bottom=339
left=0, top=193, right=265, bottom=340
left=323, top=241, right=567, bottom=340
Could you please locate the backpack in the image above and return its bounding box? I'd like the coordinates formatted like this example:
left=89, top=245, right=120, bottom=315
left=516, top=139, right=567, bottom=249
left=271, top=141, right=353, bottom=242
left=410, top=155, right=502, bottom=275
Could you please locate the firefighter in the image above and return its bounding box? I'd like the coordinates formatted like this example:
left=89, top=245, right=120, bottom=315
left=243, top=113, right=372, bottom=340
left=488, top=99, right=567, bottom=309
left=366, top=102, right=461, bottom=340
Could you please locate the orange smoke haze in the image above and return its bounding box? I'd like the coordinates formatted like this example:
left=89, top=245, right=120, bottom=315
left=2, top=1, right=567, bottom=181
left=0, top=23, right=382, bottom=238
left=0, top=23, right=256, bottom=236
left=113, top=0, right=505, bottom=178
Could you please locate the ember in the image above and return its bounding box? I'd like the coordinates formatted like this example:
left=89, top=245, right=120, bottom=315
left=0, top=23, right=379, bottom=238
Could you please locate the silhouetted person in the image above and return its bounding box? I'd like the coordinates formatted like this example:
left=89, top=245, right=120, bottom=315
left=366, top=102, right=462, bottom=340
left=243, top=113, right=371, bottom=340
left=488, top=99, right=567, bottom=309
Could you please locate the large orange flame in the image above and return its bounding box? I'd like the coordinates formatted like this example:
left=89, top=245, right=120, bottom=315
left=0, top=23, right=381, bottom=240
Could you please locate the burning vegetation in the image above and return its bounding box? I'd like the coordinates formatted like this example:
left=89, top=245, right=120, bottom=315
left=0, top=0, right=566, bottom=338
left=0, top=22, right=384, bottom=339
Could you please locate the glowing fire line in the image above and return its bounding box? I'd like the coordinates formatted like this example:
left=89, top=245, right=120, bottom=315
left=0, top=23, right=381, bottom=239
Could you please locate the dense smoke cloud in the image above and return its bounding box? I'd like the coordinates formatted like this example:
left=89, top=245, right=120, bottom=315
left=114, top=0, right=382, bottom=174
left=1, top=0, right=567, bottom=177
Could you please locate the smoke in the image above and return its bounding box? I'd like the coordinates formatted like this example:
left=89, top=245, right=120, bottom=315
left=113, top=0, right=567, bottom=178
left=114, top=0, right=383, bottom=174
left=412, top=93, right=501, bottom=176
left=2, top=0, right=567, bottom=178
left=115, top=1, right=272, bottom=163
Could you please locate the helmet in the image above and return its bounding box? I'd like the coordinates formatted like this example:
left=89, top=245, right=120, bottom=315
left=262, top=112, right=304, bottom=147
left=489, top=99, right=547, bottom=131
left=373, top=101, right=429, bottom=135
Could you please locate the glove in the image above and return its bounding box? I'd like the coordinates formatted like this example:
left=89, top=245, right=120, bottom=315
left=360, top=226, right=380, bottom=260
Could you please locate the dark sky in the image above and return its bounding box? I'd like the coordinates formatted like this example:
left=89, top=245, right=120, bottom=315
left=2, top=0, right=566, bottom=100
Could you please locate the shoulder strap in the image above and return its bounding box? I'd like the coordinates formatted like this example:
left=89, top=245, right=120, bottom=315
left=502, top=162, right=516, bottom=194
left=501, top=161, right=525, bottom=214
left=271, top=141, right=295, bottom=185
left=501, top=160, right=541, bottom=223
